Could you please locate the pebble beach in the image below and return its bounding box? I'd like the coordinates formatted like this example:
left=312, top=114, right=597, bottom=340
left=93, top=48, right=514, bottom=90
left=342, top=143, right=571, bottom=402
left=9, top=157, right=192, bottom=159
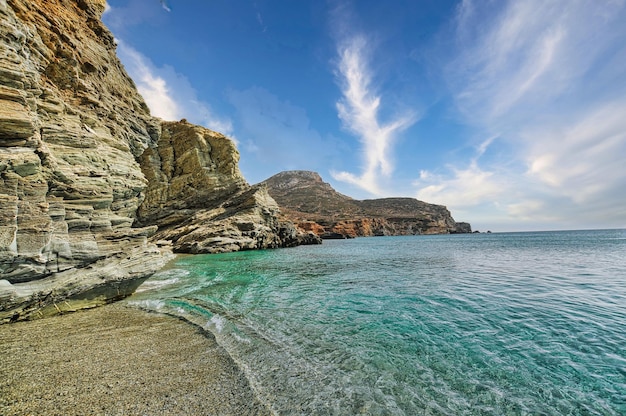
left=0, top=303, right=270, bottom=415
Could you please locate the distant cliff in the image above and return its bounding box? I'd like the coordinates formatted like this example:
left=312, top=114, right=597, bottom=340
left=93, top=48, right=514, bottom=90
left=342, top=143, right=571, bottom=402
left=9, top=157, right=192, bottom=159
left=0, top=0, right=317, bottom=322
left=261, top=171, right=472, bottom=238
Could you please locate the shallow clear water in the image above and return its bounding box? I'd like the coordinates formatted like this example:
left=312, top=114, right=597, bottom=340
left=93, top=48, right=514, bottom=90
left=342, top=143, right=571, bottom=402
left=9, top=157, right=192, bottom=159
left=129, top=229, right=626, bottom=415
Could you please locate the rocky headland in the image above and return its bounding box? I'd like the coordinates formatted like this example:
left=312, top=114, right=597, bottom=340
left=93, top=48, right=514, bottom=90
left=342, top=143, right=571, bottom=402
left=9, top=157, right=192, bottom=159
left=135, top=120, right=320, bottom=254
left=261, top=171, right=472, bottom=238
left=0, top=0, right=318, bottom=322
left=0, top=0, right=467, bottom=323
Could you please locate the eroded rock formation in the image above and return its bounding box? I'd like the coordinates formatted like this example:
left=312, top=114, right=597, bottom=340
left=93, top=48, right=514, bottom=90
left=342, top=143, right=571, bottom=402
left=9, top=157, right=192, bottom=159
left=0, top=0, right=317, bottom=322
left=136, top=121, right=320, bottom=253
left=262, top=171, right=472, bottom=238
left=0, top=0, right=170, bottom=322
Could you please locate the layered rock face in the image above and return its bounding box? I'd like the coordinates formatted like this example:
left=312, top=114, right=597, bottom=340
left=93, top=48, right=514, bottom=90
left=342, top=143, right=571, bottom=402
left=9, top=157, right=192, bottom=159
left=0, top=0, right=170, bottom=322
left=136, top=121, right=320, bottom=253
left=0, top=0, right=315, bottom=322
left=262, top=171, right=472, bottom=238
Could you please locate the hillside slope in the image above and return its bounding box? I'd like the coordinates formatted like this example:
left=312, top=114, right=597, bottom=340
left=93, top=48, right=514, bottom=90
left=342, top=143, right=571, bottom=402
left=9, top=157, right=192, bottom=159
left=262, top=171, right=472, bottom=238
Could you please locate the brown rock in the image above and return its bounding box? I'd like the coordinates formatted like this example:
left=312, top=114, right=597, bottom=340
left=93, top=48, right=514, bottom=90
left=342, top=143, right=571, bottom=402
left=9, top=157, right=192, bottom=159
left=0, top=99, right=35, bottom=140
left=137, top=121, right=321, bottom=253
left=262, top=170, right=472, bottom=238
left=297, top=221, right=326, bottom=235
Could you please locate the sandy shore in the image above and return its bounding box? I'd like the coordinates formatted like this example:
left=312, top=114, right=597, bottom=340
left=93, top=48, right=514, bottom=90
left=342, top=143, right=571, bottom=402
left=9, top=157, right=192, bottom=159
left=0, top=303, right=271, bottom=415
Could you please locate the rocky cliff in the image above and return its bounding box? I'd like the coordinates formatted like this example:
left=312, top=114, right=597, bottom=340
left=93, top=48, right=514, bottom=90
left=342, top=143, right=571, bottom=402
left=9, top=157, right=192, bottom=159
left=0, top=0, right=316, bottom=322
left=136, top=120, right=320, bottom=254
left=262, top=171, right=472, bottom=238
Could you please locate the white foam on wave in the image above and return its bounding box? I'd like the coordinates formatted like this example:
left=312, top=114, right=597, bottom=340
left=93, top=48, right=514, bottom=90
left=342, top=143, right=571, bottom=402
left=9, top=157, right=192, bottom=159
left=231, top=332, right=252, bottom=345
left=206, top=314, right=225, bottom=333
left=134, top=277, right=181, bottom=293
left=134, top=268, right=189, bottom=293
left=127, top=299, right=165, bottom=310
left=156, top=268, right=190, bottom=278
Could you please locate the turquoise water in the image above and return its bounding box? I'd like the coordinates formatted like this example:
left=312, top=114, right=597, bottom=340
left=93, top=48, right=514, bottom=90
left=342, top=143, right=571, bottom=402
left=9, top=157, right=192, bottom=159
left=128, top=230, right=626, bottom=415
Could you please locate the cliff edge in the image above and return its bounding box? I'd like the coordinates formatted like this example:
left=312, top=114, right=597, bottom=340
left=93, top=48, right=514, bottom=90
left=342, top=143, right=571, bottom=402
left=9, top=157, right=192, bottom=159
left=0, top=0, right=317, bottom=322
left=135, top=120, right=320, bottom=254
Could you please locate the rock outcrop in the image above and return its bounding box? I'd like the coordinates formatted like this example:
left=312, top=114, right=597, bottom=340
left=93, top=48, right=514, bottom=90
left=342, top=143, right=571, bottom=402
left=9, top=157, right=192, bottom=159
left=0, top=0, right=316, bottom=322
left=261, top=171, right=472, bottom=238
left=136, top=120, right=320, bottom=254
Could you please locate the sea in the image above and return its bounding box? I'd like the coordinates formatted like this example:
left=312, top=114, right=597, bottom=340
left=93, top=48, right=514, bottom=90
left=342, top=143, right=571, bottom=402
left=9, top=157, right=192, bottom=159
left=127, top=229, right=626, bottom=415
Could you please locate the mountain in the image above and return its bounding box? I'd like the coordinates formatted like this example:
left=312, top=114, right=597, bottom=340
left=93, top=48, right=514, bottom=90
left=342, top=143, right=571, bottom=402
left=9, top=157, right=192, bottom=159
left=0, top=0, right=318, bottom=323
left=261, top=171, right=472, bottom=238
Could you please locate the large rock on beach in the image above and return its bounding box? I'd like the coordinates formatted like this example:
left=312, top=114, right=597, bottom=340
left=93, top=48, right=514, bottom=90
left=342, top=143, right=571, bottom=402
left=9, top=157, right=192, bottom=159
left=0, top=0, right=169, bottom=322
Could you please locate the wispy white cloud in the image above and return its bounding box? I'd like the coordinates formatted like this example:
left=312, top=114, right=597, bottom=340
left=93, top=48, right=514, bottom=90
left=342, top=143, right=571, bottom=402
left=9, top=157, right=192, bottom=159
left=115, top=40, right=234, bottom=138
left=415, top=135, right=508, bottom=208
left=116, top=40, right=179, bottom=120
left=332, top=35, right=417, bottom=195
left=524, top=99, right=626, bottom=204
left=451, top=1, right=604, bottom=124
left=103, top=4, right=234, bottom=136
left=160, top=0, right=171, bottom=13
left=415, top=0, right=626, bottom=230
left=416, top=163, right=504, bottom=208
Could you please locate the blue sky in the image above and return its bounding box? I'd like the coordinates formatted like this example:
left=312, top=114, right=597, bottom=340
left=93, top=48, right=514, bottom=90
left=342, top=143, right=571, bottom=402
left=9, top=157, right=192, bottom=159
left=103, top=0, right=626, bottom=232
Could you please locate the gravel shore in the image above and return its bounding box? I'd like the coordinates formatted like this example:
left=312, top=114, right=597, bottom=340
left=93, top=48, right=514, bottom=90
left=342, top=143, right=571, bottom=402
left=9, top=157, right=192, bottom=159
left=0, top=303, right=271, bottom=415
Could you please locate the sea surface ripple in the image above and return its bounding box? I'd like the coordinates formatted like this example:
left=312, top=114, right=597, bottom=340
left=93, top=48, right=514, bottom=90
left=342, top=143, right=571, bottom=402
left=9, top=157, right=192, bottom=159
left=128, top=229, right=626, bottom=415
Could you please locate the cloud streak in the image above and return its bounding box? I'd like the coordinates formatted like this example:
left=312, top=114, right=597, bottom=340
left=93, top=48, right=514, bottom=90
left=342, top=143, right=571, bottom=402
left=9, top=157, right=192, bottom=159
left=524, top=99, right=626, bottom=204
left=103, top=4, right=233, bottom=137
left=160, top=0, right=171, bottom=13
left=332, top=35, right=417, bottom=195
left=115, top=40, right=234, bottom=138
left=117, top=40, right=180, bottom=120
left=415, top=0, right=626, bottom=230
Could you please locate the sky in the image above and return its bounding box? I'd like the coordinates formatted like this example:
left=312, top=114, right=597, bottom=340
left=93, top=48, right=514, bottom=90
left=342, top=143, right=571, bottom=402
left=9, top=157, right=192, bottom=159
left=102, top=0, right=626, bottom=232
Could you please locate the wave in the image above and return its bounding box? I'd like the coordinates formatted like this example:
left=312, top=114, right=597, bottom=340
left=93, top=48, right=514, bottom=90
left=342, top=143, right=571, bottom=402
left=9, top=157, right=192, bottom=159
left=122, top=232, right=626, bottom=415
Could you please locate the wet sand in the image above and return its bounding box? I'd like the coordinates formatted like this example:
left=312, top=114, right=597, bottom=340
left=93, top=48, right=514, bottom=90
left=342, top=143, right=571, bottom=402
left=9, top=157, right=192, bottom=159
left=0, top=303, right=270, bottom=415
